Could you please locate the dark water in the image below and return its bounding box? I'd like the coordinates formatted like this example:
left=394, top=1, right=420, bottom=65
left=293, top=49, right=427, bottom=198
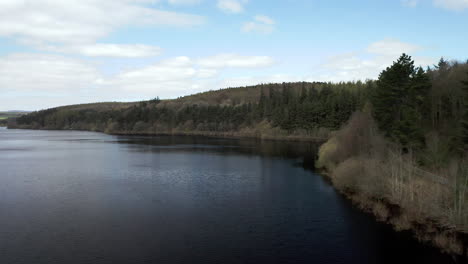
left=0, top=128, right=455, bottom=264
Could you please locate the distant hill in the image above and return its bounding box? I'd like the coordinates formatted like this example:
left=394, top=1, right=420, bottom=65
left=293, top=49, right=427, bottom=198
left=9, top=81, right=369, bottom=140
left=0, top=111, right=29, bottom=120
left=0, top=111, right=30, bottom=126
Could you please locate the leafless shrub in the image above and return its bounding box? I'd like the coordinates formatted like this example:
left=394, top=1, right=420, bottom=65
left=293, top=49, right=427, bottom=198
left=372, top=202, right=390, bottom=221
left=332, top=157, right=363, bottom=191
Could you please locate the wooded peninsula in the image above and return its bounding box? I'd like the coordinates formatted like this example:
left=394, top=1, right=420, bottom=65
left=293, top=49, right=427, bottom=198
left=8, top=54, right=468, bottom=256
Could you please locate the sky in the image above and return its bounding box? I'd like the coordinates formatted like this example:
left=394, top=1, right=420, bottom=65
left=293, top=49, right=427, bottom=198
left=0, top=0, right=467, bottom=111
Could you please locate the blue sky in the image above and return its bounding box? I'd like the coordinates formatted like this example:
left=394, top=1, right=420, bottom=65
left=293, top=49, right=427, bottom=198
left=0, top=0, right=467, bottom=111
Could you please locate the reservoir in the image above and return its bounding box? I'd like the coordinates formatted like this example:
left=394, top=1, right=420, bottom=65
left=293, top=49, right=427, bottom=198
left=0, top=128, right=455, bottom=263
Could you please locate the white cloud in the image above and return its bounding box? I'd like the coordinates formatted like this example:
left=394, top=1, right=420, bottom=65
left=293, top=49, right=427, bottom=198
left=0, top=51, right=277, bottom=110
left=401, top=0, right=419, bottom=7
left=402, top=0, right=468, bottom=11
left=197, top=54, right=274, bottom=68
left=433, top=0, right=468, bottom=11
left=112, top=56, right=196, bottom=84
left=254, top=15, right=275, bottom=25
left=98, top=56, right=221, bottom=97
left=307, top=39, right=436, bottom=82
left=168, top=0, right=202, bottom=5
left=242, top=15, right=276, bottom=34
left=0, top=0, right=205, bottom=46
left=0, top=53, right=99, bottom=93
left=217, top=0, right=248, bottom=13
left=43, top=43, right=162, bottom=58
left=104, top=54, right=274, bottom=94
left=196, top=68, right=219, bottom=78
left=367, top=38, right=422, bottom=56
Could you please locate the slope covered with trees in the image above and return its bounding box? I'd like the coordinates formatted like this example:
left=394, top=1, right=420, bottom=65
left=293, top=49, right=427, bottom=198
left=318, top=55, right=468, bottom=256
left=9, top=54, right=467, bottom=151
left=11, top=81, right=372, bottom=140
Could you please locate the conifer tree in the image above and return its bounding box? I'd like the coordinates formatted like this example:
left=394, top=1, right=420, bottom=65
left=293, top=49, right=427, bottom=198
left=300, top=82, right=307, bottom=103
left=372, top=54, right=430, bottom=149
left=436, top=57, right=449, bottom=73
left=373, top=54, right=414, bottom=133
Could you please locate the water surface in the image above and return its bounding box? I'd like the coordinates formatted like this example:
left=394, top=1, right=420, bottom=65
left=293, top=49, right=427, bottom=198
left=0, top=128, right=455, bottom=263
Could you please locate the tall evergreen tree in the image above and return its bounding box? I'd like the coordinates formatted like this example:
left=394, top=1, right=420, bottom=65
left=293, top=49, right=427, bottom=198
left=373, top=54, right=414, bottom=134
left=435, top=57, right=449, bottom=73
left=300, top=82, right=307, bottom=103
left=372, top=54, right=430, bottom=149
left=257, top=85, right=266, bottom=118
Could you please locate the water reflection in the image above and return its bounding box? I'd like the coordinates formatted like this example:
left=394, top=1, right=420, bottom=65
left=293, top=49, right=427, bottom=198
left=116, top=135, right=320, bottom=169
left=0, top=129, right=456, bottom=264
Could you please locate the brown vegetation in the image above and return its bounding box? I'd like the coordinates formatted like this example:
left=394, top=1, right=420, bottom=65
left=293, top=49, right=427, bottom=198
left=317, top=111, right=468, bottom=256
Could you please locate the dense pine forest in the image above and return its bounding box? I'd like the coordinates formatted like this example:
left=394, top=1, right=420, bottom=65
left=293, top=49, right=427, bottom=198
left=9, top=54, right=468, bottom=254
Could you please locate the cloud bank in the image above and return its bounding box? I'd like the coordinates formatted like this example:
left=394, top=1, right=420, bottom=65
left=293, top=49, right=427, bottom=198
left=0, top=52, right=276, bottom=109
left=0, top=0, right=204, bottom=58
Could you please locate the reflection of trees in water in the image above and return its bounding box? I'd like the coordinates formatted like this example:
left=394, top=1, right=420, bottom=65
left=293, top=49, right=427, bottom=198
left=115, top=135, right=321, bottom=171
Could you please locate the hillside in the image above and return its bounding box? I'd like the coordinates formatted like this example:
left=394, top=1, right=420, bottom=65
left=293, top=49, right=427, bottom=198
left=316, top=56, right=468, bottom=256
left=8, top=56, right=468, bottom=149
left=8, top=54, right=468, bottom=256
left=0, top=111, right=29, bottom=126
left=10, top=81, right=370, bottom=140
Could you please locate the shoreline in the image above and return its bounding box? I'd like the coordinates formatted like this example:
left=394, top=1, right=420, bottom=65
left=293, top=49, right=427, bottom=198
left=318, top=166, right=468, bottom=262
left=348, top=191, right=467, bottom=262
left=110, top=131, right=328, bottom=142
left=7, top=126, right=329, bottom=143
left=7, top=126, right=467, bottom=261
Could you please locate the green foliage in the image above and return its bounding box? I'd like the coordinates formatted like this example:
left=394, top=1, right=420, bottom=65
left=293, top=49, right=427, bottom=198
left=372, top=54, right=431, bottom=150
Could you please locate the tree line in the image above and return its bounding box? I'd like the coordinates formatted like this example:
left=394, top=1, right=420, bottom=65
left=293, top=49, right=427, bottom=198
left=372, top=55, right=467, bottom=157
left=13, top=54, right=468, bottom=158
left=315, top=55, right=468, bottom=252
left=14, top=81, right=371, bottom=135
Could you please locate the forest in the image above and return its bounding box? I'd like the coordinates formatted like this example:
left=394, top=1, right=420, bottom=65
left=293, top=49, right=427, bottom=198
left=11, top=80, right=372, bottom=140
left=10, top=54, right=467, bottom=160
left=317, top=55, right=468, bottom=256
left=11, top=54, right=467, bottom=151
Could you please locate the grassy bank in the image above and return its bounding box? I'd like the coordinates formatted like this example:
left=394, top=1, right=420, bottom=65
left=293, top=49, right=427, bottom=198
left=317, top=111, right=468, bottom=257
